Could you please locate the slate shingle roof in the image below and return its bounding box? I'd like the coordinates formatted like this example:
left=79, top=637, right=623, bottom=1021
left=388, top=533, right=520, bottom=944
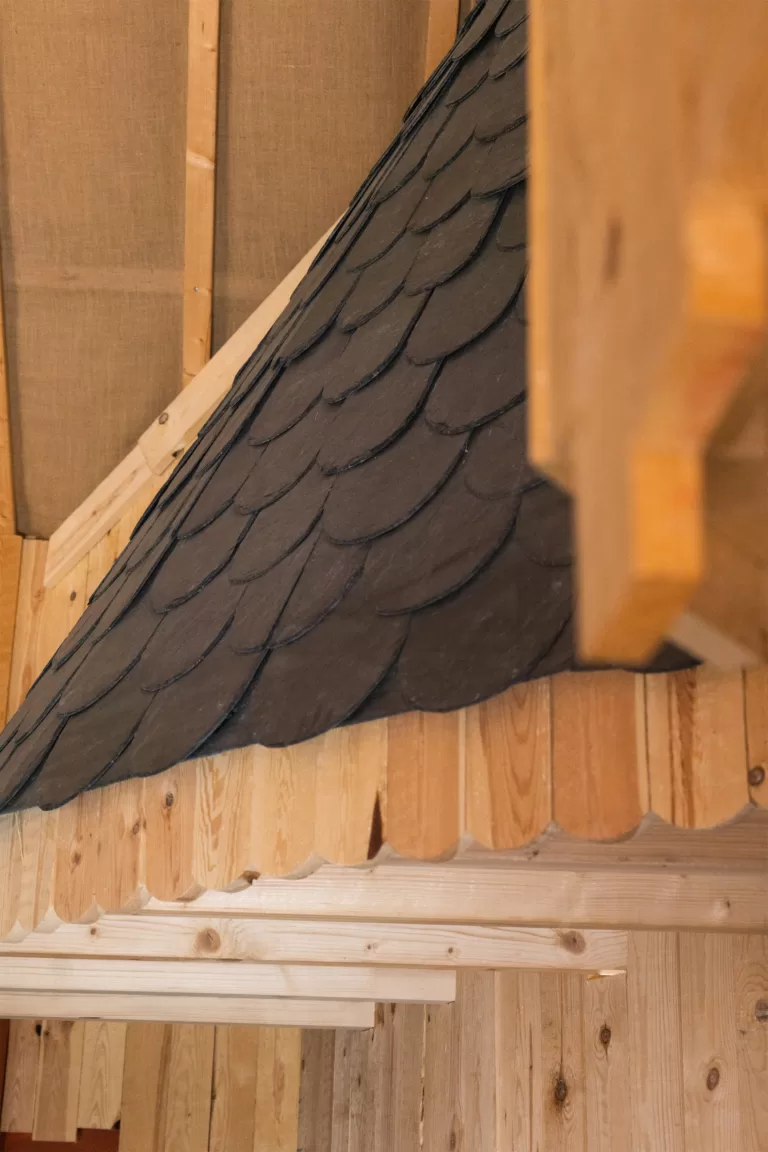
left=0, top=0, right=690, bottom=813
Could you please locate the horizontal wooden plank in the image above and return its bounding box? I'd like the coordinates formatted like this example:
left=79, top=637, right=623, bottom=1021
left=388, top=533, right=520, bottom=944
left=3, top=918, right=627, bottom=972
left=0, top=956, right=456, bottom=1002
left=140, top=860, right=768, bottom=932
left=0, top=992, right=375, bottom=1028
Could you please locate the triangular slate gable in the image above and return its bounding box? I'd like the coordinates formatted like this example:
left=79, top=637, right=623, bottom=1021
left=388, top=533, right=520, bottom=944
left=0, top=0, right=689, bottom=812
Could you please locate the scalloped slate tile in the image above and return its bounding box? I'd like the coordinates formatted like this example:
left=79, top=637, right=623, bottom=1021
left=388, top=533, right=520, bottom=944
left=58, top=599, right=160, bottom=716
left=445, top=39, right=493, bottom=106
left=473, top=122, right=526, bottom=196
left=229, top=467, right=332, bottom=583
left=346, top=176, right=428, bottom=270
left=408, top=138, right=491, bottom=233
left=514, top=483, right=573, bottom=566
left=495, top=0, right=526, bottom=36
left=496, top=183, right=527, bottom=249
left=235, top=402, right=331, bottom=513
left=0, top=708, right=67, bottom=811
left=405, top=195, right=501, bottom=293
left=324, top=416, right=468, bottom=543
left=475, top=61, right=527, bottom=141
left=230, top=527, right=320, bottom=652
left=323, top=290, right=428, bottom=403
left=248, top=327, right=350, bottom=446
left=373, top=101, right=456, bottom=203
left=408, top=243, right=526, bottom=364
left=277, top=268, right=359, bottom=361
left=339, top=231, right=422, bottom=331
left=488, top=20, right=526, bottom=77
left=452, top=0, right=510, bottom=60
left=318, top=359, right=435, bottom=474
left=463, top=402, right=536, bottom=499
left=271, top=533, right=368, bottom=645
left=149, top=505, right=252, bottom=612
left=422, top=85, right=485, bottom=177
left=178, top=433, right=264, bottom=538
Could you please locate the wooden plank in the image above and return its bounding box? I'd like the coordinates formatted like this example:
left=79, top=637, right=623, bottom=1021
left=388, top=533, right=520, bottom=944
left=743, top=667, right=768, bottom=809
left=330, top=1032, right=353, bottom=1152
left=253, top=1027, right=302, bottom=1152
left=385, top=711, right=461, bottom=859
left=0, top=1020, right=40, bottom=1132
left=734, top=933, right=768, bottom=1152
left=208, top=1025, right=260, bottom=1152
left=32, top=1019, right=85, bottom=1143
left=76, top=1022, right=126, bottom=1131
left=495, top=971, right=543, bottom=1152
left=679, top=933, right=741, bottom=1152
left=0, top=1019, right=8, bottom=1125
left=0, top=535, right=22, bottom=725
left=390, top=1004, right=425, bottom=1152
left=627, top=932, right=685, bottom=1152
left=138, top=854, right=768, bottom=931
left=582, top=974, right=630, bottom=1152
left=0, top=237, right=16, bottom=535
left=192, top=750, right=254, bottom=892
left=646, top=668, right=751, bottom=826
left=6, top=540, right=48, bottom=717
left=144, top=762, right=202, bottom=903
left=423, top=0, right=461, bottom=80
left=351, top=1003, right=394, bottom=1152
left=1, top=993, right=376, bottom=1029
left=0, top=955, right=456, bottom=1003
left=297, top=1030, right=335, bottom=1152
left=120, top=1023, right=169, bottom=1152
left=422, top=1002, right=456, bottom=1152
left=182, top=0, right=221, bottom=387
left=539, top=973, right=587, bottom=1152
left=5, top=918, right=627, bottom=973
left=464, top=681, right=553, bottom=849
left=454, top=970, right=496, bottom=1152
left=244, top=743, right=320, bottom=877
left=314, top=723, right=386, bottom=866
left=552, top=671, right=648, bottom=838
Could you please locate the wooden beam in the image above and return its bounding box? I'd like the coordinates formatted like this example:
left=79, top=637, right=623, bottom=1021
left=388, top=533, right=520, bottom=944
left=0, top=993, right=375, bottom=1028
left=32, top=1019, right=85, bottom=1143
left=139, top=857, right=768, bottom=933
left=182, top=0, right=221, bottom=388
left=0, top=235, right=16, bottom=535
left=423, top=0, right=461, bottom=80
left=0, top=956, right=456, bottom=1003
left=0, top=918, right=627, bottom=972
left=44, top=223, right=335, bottom=589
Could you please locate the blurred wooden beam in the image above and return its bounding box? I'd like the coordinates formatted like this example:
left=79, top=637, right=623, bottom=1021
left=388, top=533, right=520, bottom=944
left=530, top=0, right=768, bottom=665
left=424, top=0, right=461, bottom=79
left=0, top=239, right=15, bottom=536
left=182, top=0, right=221, bottom=387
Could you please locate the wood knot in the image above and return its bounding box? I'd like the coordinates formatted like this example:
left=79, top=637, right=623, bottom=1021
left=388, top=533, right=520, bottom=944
left=69, top=589, right=77, bottom=602
left=554, top=1078, right=568, bottom=1105
left=196, top=928, right=221, bottom=955
left=164, top=791, right=175, bottom=809
left=158, top=412, right=169, bottom=425
left=599, top=1025, right=612, bottom=1048
left=603, top=218, right=623, bottom=283
left=558, top=930, right=586, bottom=955
left=755, top=999, right=768, bottom=1023
left=89, top=926, right=98, bottom=937
left=748, top=765, right=766, bottom=788
left=706, top=1066, right=720, bottom=1092
left=449, top=1130, right=457, bottom=1151
left=71, top=850, right=82, bottom=867
left=131, top=821, right=141, bottom=836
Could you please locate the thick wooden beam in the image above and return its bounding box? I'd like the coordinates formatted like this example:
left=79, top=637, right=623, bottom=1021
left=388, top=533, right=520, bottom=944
left=0, top=919, right=627, bottom=972
left=423, top=0, right=461, bottom=80
left=44, top=225, right=334, bottom=589
left=0, top=956, right=456, bottom=1003
left=182, top=0, right=221, bottom=387
left=0, top=236, right=16, bottom=536
left=0, top=993, right=375, bottom=1028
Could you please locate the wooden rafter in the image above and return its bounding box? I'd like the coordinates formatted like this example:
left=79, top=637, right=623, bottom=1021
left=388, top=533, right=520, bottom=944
left=182, top=0, right=221, bottom=388
left=423, top=0, right=461, bottom=80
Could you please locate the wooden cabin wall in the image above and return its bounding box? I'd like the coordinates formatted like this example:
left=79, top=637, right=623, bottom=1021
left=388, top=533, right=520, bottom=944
left=1, top=933, right=765, bottom=1149
left=0, top=474, right=766, bottom=935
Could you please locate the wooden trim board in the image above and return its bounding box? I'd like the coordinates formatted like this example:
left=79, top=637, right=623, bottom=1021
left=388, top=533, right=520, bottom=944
left=0, top=993, right=375, bottom=1028
left=0, top=956, right=457, bottom=1003
left=44, top=225, right=335, bottom=589
left=0, top=919, right=628, bottom=972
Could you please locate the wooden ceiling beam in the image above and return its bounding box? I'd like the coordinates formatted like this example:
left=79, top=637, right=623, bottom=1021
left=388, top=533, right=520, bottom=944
left=182, top=0, right=221, bottom=388
left=423, top=0, right=462, bottom=80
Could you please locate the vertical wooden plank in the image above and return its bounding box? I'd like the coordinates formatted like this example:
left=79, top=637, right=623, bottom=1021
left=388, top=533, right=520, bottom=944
left=627, top=933, right=685, bottom=1152
left=1, top=1020, right=40, bottom=1132
left=144, top=762, right=202, bottom=902
left=455, top=971, right=496, bottom=1152
left=540, top=973, right=587, bottom=1152
left=423, top=0, right=461, bottom=79
left=54, top=789, right=103, bottom=925
left=315, top=722, right=387, bottom=866
left=298, top=1030, right=335, bottom=1152
left=465, top=682, right=553, bottom=849
left=6, top=540, right=48, bottom=717
left=734, top=933, right=768, bottom=1152
left=208, top=1026, right=259, bottom=1152
left=76, top=1022, right=126, bottom=1131
left=391, top=1005, right=425, bottom=1152
left=0, top=238, right=16, bottom=536
left=330, top=1032, right=353, bottom=1152
left=495, top=971, right=542, bottom=1152
left=32, top=1020, right=85, bottom=1143
left=0, top=1019, right=9, bottom=1122
left=161, top=1024, right=215, bottom=1152
left=246, top=743, right=319, bottom=877
left=679, top=933, right=741, bottom=1152
left=182, top=0, right=221, bottom=386
left=0, top=535, right=22, bottom=725
left=552, top=671, right=647, bottom=838
left=422, top=1003, right=457, bottom=1152
left=120, top=1023, right=169, bottom=1152
left=253, top=1028, right=302, bottom=1152
left=743, top=667, right=768, bottom=809
left=646, top=668, right=750, bottom=826
left=582, top=975, right=630, bottom=1152
left=386, top=711, right=461, bottom=859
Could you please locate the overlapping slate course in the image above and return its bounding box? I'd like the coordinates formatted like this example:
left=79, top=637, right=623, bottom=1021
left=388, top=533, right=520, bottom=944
left=0, top=0, right=690, bottom=812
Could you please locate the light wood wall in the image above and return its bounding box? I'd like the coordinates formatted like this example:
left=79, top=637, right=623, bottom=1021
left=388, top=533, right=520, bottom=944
left=1, top=933, right=766, bottom=1149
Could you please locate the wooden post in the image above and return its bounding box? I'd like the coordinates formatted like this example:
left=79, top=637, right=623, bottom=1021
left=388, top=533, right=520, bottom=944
left=0, top=233, right=23, bottom=726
